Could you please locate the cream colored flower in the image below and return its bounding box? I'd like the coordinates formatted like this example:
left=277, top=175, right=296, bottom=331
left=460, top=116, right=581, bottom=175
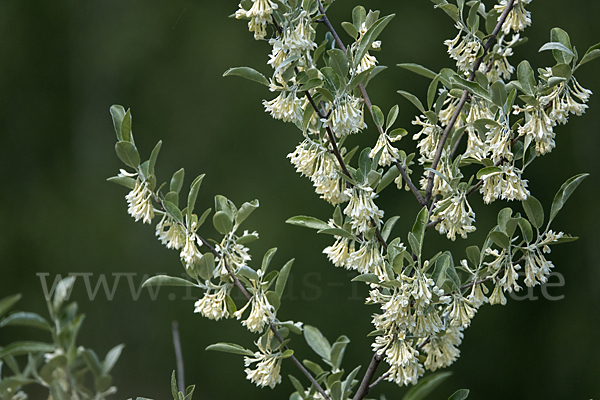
left=370, top=133, right=401, bottom=167
left=433, top=192, right=476, bottom=241
left=423, top=326, right=463, bottom=371
left=125, top=180, right=155, bottom=224
left=323, top=237, right=353, bottom=268
left=236, top=0, right=278, bottom=40
left=194, top=285, right=230, bottom=320
left=263, top=91, right=302, bottom=123
left=480, top=164, right=529, bottom=203
left=495, top=0, right=532, bottom=35
left=155, top=215, right=186, bottom=250
left=444, top=29, right=482, bottom=72
left=328, top=95, right=366, bottom=137
left=244, top=343, right=282, bottom=389
left=343, top=186, right=384, bottom=233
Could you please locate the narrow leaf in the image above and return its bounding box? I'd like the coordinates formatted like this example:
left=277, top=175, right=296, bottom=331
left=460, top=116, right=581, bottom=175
left=223, top=67, right=269, bottom=86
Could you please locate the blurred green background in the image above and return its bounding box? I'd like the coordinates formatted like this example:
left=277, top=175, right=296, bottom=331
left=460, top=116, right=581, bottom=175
left=1, top=0, right=599, bottom=399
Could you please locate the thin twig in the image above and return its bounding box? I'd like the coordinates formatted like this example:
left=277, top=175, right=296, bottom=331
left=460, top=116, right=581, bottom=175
left=424, top=0, right=516, bottom=205
left=368, top=371, right=390, bottom=391
left=172, top=321, right=185, bottom=393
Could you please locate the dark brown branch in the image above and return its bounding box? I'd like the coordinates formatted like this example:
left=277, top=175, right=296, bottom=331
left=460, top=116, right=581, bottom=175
left=352, top=353, right=382, bottom=400
left=394, top=160, right=427, bottom=206
left=424, top=0, right=516, bottom=205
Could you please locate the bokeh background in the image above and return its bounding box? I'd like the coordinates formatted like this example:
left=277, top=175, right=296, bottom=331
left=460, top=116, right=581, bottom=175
left=1, top=0, right=599, bottom=399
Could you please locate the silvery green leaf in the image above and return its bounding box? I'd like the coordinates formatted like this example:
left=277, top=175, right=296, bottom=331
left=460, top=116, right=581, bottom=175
left=518, top=217, right=534, bottom=243
left=497, top=207, right=513, bottom=234
left=330, top=381, right=342, bottom=400
left=465, top=246, right=480, bottom=268
left=0, top=342, right=56, bottom=359
left=342, top=366, right=361, bottom=398
left=102, top=344, right=124, bottom=375
left=539, top=42, right=575, bottom=57
left=489, top=231, right=510, bottom=249
left=288, top=375, right=306, bottom=397
left=184, top=385, right=195, bottom=400
left=450, top=75, right=491, bottom=102
left=301, top=78, right=324, bottom=92
left=196, top=208, right=211, bottom=228
left=386, top=105, right=399, bottom=131
left=115, top=141, right=140, bottom=169
left=548, top=173, right=588, bottom=228
left=238, top=265, right=259, bottom=282
left=148, top=140, right=162, bottom=177
left=397, top=63, right=437, bottom=80
left=432, top=253, right=451, bottom=289
left=467, top=1, right=480, bottom=32
left=53, top=277, right=75, bottom=311
left=275, top=259, right=294, bottom=298
left=355, top=14, right=395, bottom=69
left=236, top=199, right=259, bottom=226
left=550, top=28, right=573, bottom=64
left=107, top=176, right=136, bottom=189
left=579, top=42, right=600, bottom=66
left=110, top=105, right=126, bottom=141
left=0, top=312, right=51, bottom=331
left=186, top=174, right=205, bottom=219
left=372, top=105, right=385, bottom=127
left=197, top=253, right=215, bottom=281
left=205, top=343, right=254, bottom=357
left=302, top=359, right=324, bottom=376
left=261, top=248, right=278, bottom=273
left=476, top=166, right=501, bottom=179
left=321, top=67, right=341, bottom=92
left=347, top=68, right=372, bottom=91
left=118, top=109, right=132, bottom=144
left=381, top=216, right=400, bottom=242
left=517, top=60, right=536, bottom=96
left=551, top=63, right=572, bottom=80
left=408, top=232, right=420, bottom=258
left=142, top=275, right=197, bottom=288
left=352, top=273, right=379, bottom=284
left=376, top=165, right=400, bottom=193
left=427, top=77, right=439, bottom=110
left=330, top=335, right=350, bottom=369
left=401, top=371, right=453, bottom=400
left=433, top=2, right=459, bottom=22
left=0, top=294, right=22, bottom=319
left=448, top=389, right=470, bottom=400
left=327, top=49, right=349, bottom=79
left=352, top=5, right=366, bottom=31
left=491, top=80, right=507, bottom=108
left=81, top=348, right=103, bottom=377
left=163, top=200, right=183, bottom=224
left=265, top=291, right=280, bottom=311
left=318, top=228, right=354, bottom=240
left=522, top=195, right=544, bottom=229
left=286, top=216, right=331, bottom=230
left=398, top=90, right=425, bottom=114
left=170, top=168, right=185, bottom=194
left=222, top=67, right=269, bottom=86
left=341, top=21, right=358, bottom=40
left=303, top=325, right=331, bottom=360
